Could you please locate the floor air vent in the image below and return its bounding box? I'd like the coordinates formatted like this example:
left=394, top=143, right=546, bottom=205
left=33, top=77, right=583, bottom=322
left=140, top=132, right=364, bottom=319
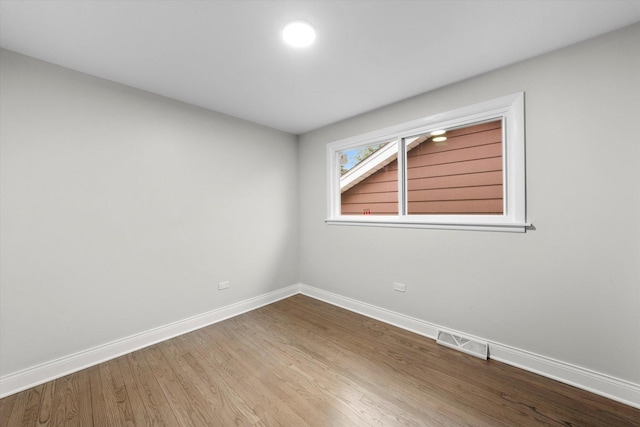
left=436, top=331, right=488, bottom=360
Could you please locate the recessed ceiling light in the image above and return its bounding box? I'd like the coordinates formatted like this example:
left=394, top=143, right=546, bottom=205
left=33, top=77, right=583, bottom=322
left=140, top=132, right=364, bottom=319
left=431, top=130, right=446, bottom=136
left=432, top=136, right=447, bottom=142
left=282, top=21, right=316, bottom=48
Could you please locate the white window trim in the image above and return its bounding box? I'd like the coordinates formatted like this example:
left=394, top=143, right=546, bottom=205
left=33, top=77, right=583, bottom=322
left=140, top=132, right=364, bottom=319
left=326, top=92, right=529, bottom=233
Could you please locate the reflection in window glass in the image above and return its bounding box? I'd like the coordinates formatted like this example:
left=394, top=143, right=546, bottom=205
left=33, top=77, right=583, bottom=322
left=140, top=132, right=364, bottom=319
left=339, top=140, right=398, bottom=215
left=406, top=120, right=503, bottom=215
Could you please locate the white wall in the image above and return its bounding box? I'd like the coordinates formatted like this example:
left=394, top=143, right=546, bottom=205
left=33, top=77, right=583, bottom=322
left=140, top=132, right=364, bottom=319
left=298, top=24, right=640, bottom=384
left=0, top=49, right=299, bottom=376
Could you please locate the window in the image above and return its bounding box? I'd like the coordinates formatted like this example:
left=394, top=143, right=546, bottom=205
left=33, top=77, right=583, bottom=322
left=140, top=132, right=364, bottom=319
left=326, top=93, right=527, bottom=232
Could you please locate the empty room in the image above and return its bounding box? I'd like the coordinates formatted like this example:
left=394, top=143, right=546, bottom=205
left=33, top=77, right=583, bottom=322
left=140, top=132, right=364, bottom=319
left=1, top=1, right=639, bottom=425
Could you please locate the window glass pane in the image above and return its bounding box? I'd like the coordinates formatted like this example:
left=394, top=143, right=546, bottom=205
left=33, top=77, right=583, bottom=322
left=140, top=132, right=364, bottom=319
left=406, top=120, right=503, bottom=215
left=339, top=140, right=398, bottom=215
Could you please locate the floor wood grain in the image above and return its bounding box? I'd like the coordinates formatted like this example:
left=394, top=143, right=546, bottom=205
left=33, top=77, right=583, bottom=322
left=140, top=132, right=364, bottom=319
left=1, top=295, right=639, bottom=426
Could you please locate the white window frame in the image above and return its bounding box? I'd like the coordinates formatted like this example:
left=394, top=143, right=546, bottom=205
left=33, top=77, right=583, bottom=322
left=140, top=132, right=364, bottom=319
left=326, top=92, right=528, bottom=233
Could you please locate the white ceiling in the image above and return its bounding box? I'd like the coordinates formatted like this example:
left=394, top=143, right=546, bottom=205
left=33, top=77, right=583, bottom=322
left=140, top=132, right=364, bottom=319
left=1, top=1, right=639, bottom=134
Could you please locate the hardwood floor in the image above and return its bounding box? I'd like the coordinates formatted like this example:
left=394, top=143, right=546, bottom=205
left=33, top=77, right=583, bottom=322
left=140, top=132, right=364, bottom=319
left=1, top=295, right=639, bottom=426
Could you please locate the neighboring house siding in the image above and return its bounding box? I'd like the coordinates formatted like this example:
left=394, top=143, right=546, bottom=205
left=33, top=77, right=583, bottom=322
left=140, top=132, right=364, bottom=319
left=341, top=120, right=503, bottom=215
left=341, top=161, right=399, bottom=214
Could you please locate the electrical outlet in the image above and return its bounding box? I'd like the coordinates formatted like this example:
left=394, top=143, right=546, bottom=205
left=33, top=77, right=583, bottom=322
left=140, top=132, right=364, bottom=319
left=218, top=281, right=230, bottom=290
left=393, top=283, right=406, bottom=292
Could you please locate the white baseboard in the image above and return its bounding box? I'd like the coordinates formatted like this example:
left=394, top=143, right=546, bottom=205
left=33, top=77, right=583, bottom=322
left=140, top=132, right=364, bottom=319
left=3, top=283, right=639, bottom=410
left=298, top=284, right=640, bottom=409
left=0, top=284, right=300, bottom=398
left=487, top=343, right=640, bottom=410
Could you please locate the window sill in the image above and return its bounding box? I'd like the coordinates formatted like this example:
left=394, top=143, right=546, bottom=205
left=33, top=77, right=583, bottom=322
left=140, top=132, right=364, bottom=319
left=325, top=218, right=530, bottom=233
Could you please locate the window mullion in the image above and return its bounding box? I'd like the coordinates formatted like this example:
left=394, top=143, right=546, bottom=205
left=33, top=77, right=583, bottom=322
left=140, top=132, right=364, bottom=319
left=398, top=137, right=407, bottom=217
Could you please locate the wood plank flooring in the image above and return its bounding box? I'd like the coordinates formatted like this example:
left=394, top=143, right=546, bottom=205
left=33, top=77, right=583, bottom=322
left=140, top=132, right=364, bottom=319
left=1, top=295, right=639, bottom=426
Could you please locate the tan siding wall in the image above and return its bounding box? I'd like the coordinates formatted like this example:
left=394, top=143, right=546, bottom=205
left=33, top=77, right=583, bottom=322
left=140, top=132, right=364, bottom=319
left=341, top=120, right=503, bottom=215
